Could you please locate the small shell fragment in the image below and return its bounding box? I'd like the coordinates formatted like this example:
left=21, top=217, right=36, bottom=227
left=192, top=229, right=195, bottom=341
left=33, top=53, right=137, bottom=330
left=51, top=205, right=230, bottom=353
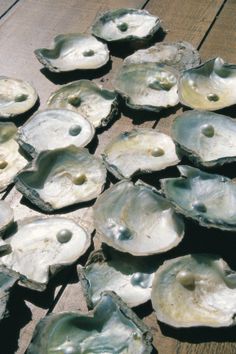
left=79, top=247, right=161, bottom=308
left=114, top=63, right=179, bottom=111
left=0, top=76, right=38, bottom=118
left=124, top=41, right=200, bottom=71
left=47, top=80, right=118, bottom=128
left=151, top=254, right=236, bottom=327
left=172, top=110, right=236, bottom=167
left=103, top=128, right=180, bottom=179
left=15, top=146, right=107, bottom=212
left=17, top=109, right=95, bottom=157
left=178, top=57, right=236, bottom=110
left=93, top=180, right=184, bottom=256
left=27, top=292, right=153, bottom=353
left=35, top=34, right=109, bottom=72
left=92, top=8, right=161, bottom=43
left=161, top=165, right=236, bottom=230
left=0, top=122, right=27, bottom=192
left=0, top=201, right=13, bottom=235
left=0, top=270, right=18, bottom=321
left=0, top=217, right=91, bottom=291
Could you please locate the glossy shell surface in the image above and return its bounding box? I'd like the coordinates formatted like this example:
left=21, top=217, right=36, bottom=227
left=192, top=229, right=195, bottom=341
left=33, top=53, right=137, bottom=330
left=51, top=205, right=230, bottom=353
left=92, top=8, right=160, bottom=43
left=179, top=57, right=236, bottom=110
left=103, top=128, right=179, bottom=179
left=27, top=292, right=153, bottom=354
left=15, top=146, right=106, bottom=211
left=93, top=180, right=184, bottom=256
left=124, top=41, right=200, bottom=71
left=0, top=270, right=18, bottom=320
left=35, top=34, right=109, bottom=72
left=161, top=165, right=236, bottom=230
left=114, top=63, right=179, bottom=111
left=0, top=122, right=27, bottom=192
left=79, top=247, right=161, bottom=308
left=0, top=76, right=38, bottom=118
left=17, top=109, right=95, bottom=157
left=47, top=80, right=118, bottom=128
left=0, top=217, right=90, bottom=290
left=151, top=254, right=236, bottom=327
left=172, top=110, right=236, bottom=167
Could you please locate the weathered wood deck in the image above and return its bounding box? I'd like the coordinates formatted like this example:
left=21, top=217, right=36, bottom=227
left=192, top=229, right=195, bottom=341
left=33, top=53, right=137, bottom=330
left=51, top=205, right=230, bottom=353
left=1, top=0, right=236, bottom=353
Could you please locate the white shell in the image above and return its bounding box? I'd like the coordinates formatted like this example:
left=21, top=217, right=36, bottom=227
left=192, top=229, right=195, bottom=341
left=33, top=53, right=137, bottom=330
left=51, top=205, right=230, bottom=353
left=103, top=128, right=180, bottom=179
left=0, top=76, right=38, bottom=118
left=15, top=146, right=107, bottom=211
left=0, top=201, right=13, bottom=234
left=151, top=254, right=236, bottom=327
left=17, top=109, right=95, bottom=157
left=92, top=8, right=160, bottom=43
left=0, top=122, right=27, bottom=192
left=114, top=63, right=179, bottom=111
left=35, top=34, right=109, bottom=72
left=0, top=217, right=91, bottom=290
left=47, top=80, right=118, bottom=128
left=172, top=110, right=236, bottom=167
left=93, top=180, right=184, bottom=256
left=179, top=57, right=236, bottom=110
left=124, top=41, right=200, bottom=71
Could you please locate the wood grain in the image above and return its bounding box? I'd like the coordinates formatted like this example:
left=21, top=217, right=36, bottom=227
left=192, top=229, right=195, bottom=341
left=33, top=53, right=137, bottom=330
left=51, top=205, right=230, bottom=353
left=200, top=0, right=236, bottom=62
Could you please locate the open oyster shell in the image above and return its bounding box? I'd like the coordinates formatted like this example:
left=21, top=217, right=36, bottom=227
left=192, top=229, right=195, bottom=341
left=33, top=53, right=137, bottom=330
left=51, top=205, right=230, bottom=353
left=78, top=247, right=161, bottom=308
left=27, top=292, right=153, bottom=354
left=0, top=77, right=38, bottom=118
left=124, top=41, right=200, bottom=71
left=0, top=270, right=18, bottom=321
left=172, top=110, right=236, bottom=167
left=92, top=8, right=160, bottom=43
left=0, top=217, right=90, bottom=291
left=114, top=63, right=179, bottom=111
left=0, top=122, right=27, bottom=192
left=151, top=254, right=236, bottom=328
left=103, top=128, right=180, bottom=179
left=17, top=109, right=95, bottom=158
left=93, top=180, right=184, bottom=256
left=35, top=34, right=109, bottom=72
left=178, top=57, right=236, bottom=110
left=161, top=165, right=236, bottom=231
left=0, top=201, right=13, bottom=235
left=15, top=146, right=106, bottom=212
left=47, top=80, right=118, bottom=128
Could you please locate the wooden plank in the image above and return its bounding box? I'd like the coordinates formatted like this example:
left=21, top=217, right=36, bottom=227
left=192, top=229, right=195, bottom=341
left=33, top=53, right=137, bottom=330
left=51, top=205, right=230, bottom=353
left=0, top=2, right=147, bottom=353
left=146, top=0, right=224, bottom=47
left=200, top=0, right=236, bottom=62
left=0, top=0, right=18, bottom=18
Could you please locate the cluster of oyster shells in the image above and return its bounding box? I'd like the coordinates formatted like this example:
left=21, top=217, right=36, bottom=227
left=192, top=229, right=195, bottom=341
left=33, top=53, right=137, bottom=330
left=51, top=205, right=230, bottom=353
left=1, top=5, right=236, bottom=354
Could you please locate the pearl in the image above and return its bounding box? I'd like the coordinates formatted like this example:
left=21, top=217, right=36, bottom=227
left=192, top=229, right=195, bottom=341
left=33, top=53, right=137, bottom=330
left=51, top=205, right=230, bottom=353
left=56, top=229, right=73, bottom=243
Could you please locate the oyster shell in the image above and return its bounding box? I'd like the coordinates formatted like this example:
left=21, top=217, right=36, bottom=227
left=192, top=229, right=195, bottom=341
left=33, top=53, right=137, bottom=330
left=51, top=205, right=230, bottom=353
left=93, top=180, right=184, bottom=256
left=27, top=292, right=153, bottom=353
left=114, top=62, right=179, bottom=111
left=151, top=254, right=236, bottom=328
left=103, top=128, right=180, bottom=179
left=47, top=80, right=118, bottom=128
left=15, top=146, right=107, bottom=212
left=78, top=247, right=161, bottom=308
left=161, top=165, right=236, bottom=231
left=124, top=41, right=200, bottom=71
left=17, top=109, right=95, bottom=157
left=0, top=201, right=13, bottom=235
left=0, top=270, right=18, bottom=320
left=92, top=8, right=160, bottom=43
left=178, top=57, right=236, bottom=110
left=35, top=34, right=109, bottom=72
left=0, top=76, right=38, bottom=118
left=172, top=110, right=236, bottom=167
left=0, top=217, right=90, bottom=291
left=0, top=122, right=27, bottom=192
